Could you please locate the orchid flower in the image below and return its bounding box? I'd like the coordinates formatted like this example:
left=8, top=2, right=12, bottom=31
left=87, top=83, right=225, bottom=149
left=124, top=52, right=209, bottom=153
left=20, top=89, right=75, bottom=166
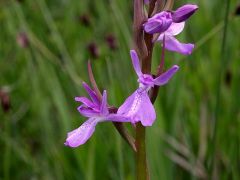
left=117, top=50, right=179, bottom=126
left=65, top=82, right=129, bottom=148
left=157, top=22, right=194, bottom=55
left=143, top=11, right=172, bottom=34
left=143, top=4, right=198, bottom=55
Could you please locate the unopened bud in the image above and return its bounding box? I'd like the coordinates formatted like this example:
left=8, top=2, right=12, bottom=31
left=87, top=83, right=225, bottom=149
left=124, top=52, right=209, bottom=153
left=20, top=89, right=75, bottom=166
left=0, top=89, right=11, bottom=113
left=172, top=4, right=198, bottom=23
left=87, top=42, right=100, bottom=59
left=105, top=34, right=118, bottom=50
left=234, top=5, right=240, bottom=16
left=78, top=14, right=91, bottom=27
left=17, top=32, right=29, bottom=48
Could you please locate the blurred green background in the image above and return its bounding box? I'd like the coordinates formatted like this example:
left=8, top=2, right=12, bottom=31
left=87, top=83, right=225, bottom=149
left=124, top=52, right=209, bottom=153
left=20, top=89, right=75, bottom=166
left=0, top=0, right=240, bottom=179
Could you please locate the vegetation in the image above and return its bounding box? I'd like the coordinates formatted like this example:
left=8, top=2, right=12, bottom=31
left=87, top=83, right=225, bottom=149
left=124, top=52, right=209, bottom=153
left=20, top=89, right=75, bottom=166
left=0, top=0, right=240, bottom=179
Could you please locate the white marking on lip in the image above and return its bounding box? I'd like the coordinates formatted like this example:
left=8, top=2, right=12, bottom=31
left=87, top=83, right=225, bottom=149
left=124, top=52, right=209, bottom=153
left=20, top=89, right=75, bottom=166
left=127, top=92, right=142, bottom=117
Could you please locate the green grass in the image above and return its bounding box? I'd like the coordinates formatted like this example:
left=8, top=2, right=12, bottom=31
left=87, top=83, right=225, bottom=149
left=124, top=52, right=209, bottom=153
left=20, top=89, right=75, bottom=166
left=0, top=0, right=240, bottom=179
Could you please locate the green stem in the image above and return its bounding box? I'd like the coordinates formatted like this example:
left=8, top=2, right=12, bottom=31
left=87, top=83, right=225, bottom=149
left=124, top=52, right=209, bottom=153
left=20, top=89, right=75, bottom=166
left=136, top=123, right=148, bottom=180
left=4, top=114, right=11, bottom=180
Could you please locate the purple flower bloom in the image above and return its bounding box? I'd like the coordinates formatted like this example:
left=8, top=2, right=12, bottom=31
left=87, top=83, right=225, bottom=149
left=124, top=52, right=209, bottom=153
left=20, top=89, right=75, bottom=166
left=171, top=4, right=198, bottom=23
left=143, top=12, right=172, bottom=34
left=157, top=22, right=194, bottom=55
left=143, top=4, right=198, bottom=34
left=65, top=82, right=129, bottom=148
left=117, top=50, right=179, bottom=126
left=143, top=4, right=198, bottom=55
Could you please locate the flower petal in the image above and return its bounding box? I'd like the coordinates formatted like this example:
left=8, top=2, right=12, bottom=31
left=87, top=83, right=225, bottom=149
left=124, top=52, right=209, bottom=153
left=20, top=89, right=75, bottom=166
left=82, top=82, right=100, bottom=105
left=172, top=4, right=198, bottom=23
left=143, top=13, right=172, bottom=34
left=75, top=96, right=95, bottom=108
left=118, top=89, right=156, bottom=126
left=130, top=50, right=142, bottom=77
left=64, top=118, right=99, bottom=147
left=117, top=90, right=137, bottom=116
left=78, top=105, right=100, bottom=117
left=164, top=36, right=194, bottom=55
left=165, top=22, right=185, bottom=36
left=133, top=90, right=156, bottom=126
left=100, top=90, right=108, bottom=115
left=154, top=65, right=179, bottom=86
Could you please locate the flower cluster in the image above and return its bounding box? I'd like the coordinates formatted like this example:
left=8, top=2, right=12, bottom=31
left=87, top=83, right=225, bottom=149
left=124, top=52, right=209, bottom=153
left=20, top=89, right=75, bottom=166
left=144, top=4, right=198, bottom=55
left=65, top=3, right=198, bottom=148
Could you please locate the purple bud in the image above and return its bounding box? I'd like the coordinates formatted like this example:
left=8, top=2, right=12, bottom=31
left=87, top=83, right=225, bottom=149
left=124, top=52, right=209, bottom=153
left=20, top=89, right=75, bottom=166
left=234, top=4, right=240, bottom=16
left=78, top=14, right=91, bottom=27
left=0, top=89, right=11, bottom=113
left=105, top=34, right=118, bottom=50
left=17, top=32, right=29, bottom=48
left=87, top=42, right=100, bottom=59
left=225, top=70, right=232, bottom=87
left=143, top=11, right=172, bottom=34
left=172, top=4, right=198, bottom=23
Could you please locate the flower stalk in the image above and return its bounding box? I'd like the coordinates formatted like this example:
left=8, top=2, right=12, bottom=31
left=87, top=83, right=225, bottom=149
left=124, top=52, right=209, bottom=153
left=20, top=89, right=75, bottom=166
left=134, top=0, right=152, bottom=179
left=136, top=123, right=148, bottom=180
left=65, top=1, right=198, bottom=179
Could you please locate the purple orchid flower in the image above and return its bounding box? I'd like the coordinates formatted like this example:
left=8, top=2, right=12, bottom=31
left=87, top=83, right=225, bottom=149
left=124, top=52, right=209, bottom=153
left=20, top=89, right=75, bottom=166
left=171, top=4, right=198, bottom=23
left=157, top=22, right=194, bottom=55
left=143, top=11, right=172, bottom=34
left=117, top=50, right=179, bottom=126
left=143, top=4, right=198, bottom=55
left=65, top=82, right=129, bottom=148
left=143, top=4, right=198, bottom=34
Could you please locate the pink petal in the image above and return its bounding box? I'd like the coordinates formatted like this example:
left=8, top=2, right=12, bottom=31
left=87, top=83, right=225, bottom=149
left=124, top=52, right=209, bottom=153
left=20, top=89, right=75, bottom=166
left=172, top=4, right=198, bottom=23
left=100, top=90, right=108, bottom=115
left=64, top=118, right=99, bottom=147
left=78, top=106, right=100, bottom=117
left=130, top=50, right=142, bottom=77
left=133, top=90, right=156, bottom=126
left=144, top=12, right=172, bottom=34
left=164, top=36, right=194, bottom=55
left=154, top=65, right=179, bottom=86
left=165, top=22, right=185, bottom=36
left=75, top=96, right=95, bottom=108
left=82, top=82, right=100, bottom=105
left=118, top=89, right=156, bottom=126
left=118, top=92, right=136, bottom=116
